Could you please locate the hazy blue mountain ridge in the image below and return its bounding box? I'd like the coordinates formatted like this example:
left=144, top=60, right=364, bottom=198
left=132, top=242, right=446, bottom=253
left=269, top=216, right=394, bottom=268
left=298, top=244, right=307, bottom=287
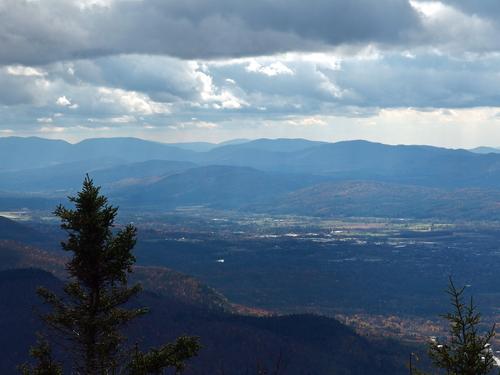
left=0, top=137, right=73, bottom=171
left=114, top=165, right=327, bottom=209
left=1, top=136, right=492, bottom=184
left=6, top=137, right=500, bottom=219
left=0, top=159, right=197, bottom=193
left=469, top=146, right=500, bottom=154
left=0, top=137, right=199, bottom=172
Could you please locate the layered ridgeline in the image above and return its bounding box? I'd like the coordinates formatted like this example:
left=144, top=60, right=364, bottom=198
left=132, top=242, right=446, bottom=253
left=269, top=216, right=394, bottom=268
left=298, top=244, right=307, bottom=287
left=5, top=137, right=500, bottom=219
left=0, top=216, right=410, bottom=375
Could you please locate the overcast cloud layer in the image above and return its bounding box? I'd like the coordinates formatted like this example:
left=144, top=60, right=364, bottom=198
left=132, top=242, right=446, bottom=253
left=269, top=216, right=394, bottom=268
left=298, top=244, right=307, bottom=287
left=2, top=0, right=500, bottom=147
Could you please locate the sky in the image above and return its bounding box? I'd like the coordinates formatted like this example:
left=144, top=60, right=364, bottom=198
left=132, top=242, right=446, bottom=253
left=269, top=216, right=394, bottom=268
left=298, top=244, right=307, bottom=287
left=2, top=0, right=500, bottom=147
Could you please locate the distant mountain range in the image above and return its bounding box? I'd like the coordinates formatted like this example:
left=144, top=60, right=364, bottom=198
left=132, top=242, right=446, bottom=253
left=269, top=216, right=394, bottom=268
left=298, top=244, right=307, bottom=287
left=0, top=159, right=196, bottom=192
left=114, top=165, right=327, bottom=209
left=0, top=136, right=327, bottom=172
left=5, top=136, right=500, bottom=219
left=3, top=136, right=498, bottom=184
left=469, top=146, right=500, bottom=154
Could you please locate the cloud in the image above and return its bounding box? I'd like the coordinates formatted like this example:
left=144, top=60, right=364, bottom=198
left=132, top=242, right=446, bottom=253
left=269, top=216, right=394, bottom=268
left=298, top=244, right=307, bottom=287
left=169, top=120, right=219, bottom=130
left=6, top=65, right=46, bottom=77
left=40, top=126, right=66, bottom=133
left=408, top=1, right=498, bottom=54
left=1, top=1, right=500, bottom=66
left=56, top=96, right=72, bottom=107
left=87, top=115, right=136, bottom=124
left=246, top=61, right=294, bottom=76
left=97, top=87, right=170, bottom=115
left=0, top=0, right=421, bottom=66
left=441, top=1, right=500, bottom=19
left=75, top=0, right=114, bottom=10
left=4, top=51, right=500, bottom=128
left=37, top=117, right=53, bottom=123
left=284, top=116, right=328, bottom=127
left=0, top=66, right=51, bottom=105
left=3, top=1, right=500, bottom=145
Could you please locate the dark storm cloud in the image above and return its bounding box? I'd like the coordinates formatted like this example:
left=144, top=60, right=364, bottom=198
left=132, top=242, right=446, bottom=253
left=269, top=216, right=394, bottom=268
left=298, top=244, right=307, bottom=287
left=0, top=0, right=420, bottom=65
left=141, top=0, right=420, bottom=46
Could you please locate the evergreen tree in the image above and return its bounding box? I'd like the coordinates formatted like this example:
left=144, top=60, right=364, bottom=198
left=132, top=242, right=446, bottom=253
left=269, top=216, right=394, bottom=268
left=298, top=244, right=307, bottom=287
left=23, top=176, right=199, bottom=374
left=424, top=277, right=496, bottom=375
left=20, top=335, right=63, bottom=375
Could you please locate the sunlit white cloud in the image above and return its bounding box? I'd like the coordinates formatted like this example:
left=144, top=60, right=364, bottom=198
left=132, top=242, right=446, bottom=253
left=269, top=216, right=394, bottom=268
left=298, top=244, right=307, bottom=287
left=6, top=65, right=46, bottom=77
left=97, top=87, right=170, bottom=115
left=40, top=125, right=66, bottom=133
left=169, top=120, right=219, bottom=131
left=409, top=0, right=498, bottom=53
left=56, top=96, right=73, bottom=107
left=75, top=0, right=114, bottom=10
left=37, top=117, right=53, bottom=123
left=87, top=115, right=136, bottom=124
left=246, top=61, right=294, bottom=76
